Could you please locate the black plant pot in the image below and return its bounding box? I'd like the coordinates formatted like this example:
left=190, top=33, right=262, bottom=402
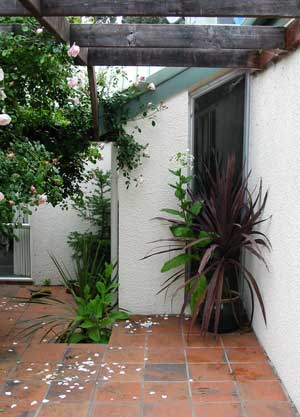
left=199, top=292, right=240, bottom=334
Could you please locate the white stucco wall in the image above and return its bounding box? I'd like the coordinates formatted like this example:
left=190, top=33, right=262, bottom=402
left=247, top=51, right=300, bottom=411
left=30, top=143, right=111, bottom=284
left=118, top=91, right=189, bottom=314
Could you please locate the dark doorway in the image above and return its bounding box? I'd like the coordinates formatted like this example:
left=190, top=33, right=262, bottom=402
left=193, top=76, right=245, bottom=190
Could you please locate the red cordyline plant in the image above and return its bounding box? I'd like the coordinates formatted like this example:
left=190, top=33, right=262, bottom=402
left=144, top=153, right=271, bottom=335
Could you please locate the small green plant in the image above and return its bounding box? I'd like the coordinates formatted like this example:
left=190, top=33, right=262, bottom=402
left=51, top=240, right=112, bottom=298
left=16, top=262, right=127, bottom=343
left=68, top=169, right=111, bottom=264
left=63, top=283, right=128, bottom=343
left=42, top=278, right=51, bottom=287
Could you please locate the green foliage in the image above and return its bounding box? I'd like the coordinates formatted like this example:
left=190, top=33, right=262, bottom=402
left=51, top=239, right=112, bottom=299
left=68, top=168, right=111, bottom=264
left=68, top=283, right=128, bottom=343
left=42, top=278, right=51, bottom=286
left=159, top=163, right=214, bottom=275
left=0, top=139, right=64, bottom=237
left=0, top=17, right=100, bottom=201
left=98, top=67, right=164, bottom=187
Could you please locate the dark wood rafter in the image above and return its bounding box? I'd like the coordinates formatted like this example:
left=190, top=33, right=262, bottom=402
left=0, top=1, right=29, bottom=16
left=71, top=24, right=285, bottom=50
left=256, top=19, right=300, bottom=69
left=87, top=48, right=260, bottom=69
left=2, top=0, right=300, bottom=18
left=15, top=0, right=99, bottom=139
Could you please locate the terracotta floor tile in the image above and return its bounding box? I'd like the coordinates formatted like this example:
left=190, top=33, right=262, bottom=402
left=245, top=401, right=296, bottom=417
left=90, top=402, right=140, bottom=417
left=232, top=362, right=277, bottom=381
left=186, top=348, right=226, bottom=363
left=8, top=362, right=57, bottom=380
left=108, top=334, right=146, bottom=349
left=46, top=380, right=94, bottom=402
left=38, top=401, right=90, bottom=417
left=99, top=363, right=144, bottom=383
left=238, top=381, right=287, bottom=401
left=104, top=348, right=145, bottom=364
left=54, top=363, right=99, bottom=381
left=0, top=400, right=37, bottom=417
left=191, top=381, right=239, bottom=403
left=221, top=332, right=260, bottom=348
left=147, top=316, right=183, bottom=334
left=189, top=363, right=233, bottom=382
left=226, top=347, right=268, bottom=363
left=0, top=379, right=47, bottom=403
left=144, top=363, right=187, bottom=381
left=194, top=402, right=243, bottom=417
left=95, top=381, right=142, bottom=402
left=147, top=333, right=183, bottom=348
left=143, top=401, right=193, bottom=417
left=21, top=344, right=67, bottom=363
left=184, top=334, right=222, bottom=348
left=147, top=348, right=185, bottom=364
left=63, top=345, right=106, bottom=364
left=144, top=382, right=189, bottom=402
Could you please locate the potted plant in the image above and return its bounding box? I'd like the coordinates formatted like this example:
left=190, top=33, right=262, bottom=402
left=144, top=152, right=270, bottom=335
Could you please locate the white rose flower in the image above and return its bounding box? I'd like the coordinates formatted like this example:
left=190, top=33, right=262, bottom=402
left=0, top=68, right=4, bottom=82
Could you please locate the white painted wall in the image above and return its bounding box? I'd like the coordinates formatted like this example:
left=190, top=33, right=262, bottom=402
left=247, top=51, right=300, bottom=411
left=30, top=143, right=112, bottom=284
left=118, top=91, right=189, bottom=314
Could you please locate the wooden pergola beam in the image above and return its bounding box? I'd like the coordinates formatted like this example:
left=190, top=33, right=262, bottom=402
left=71, top=24, right=285, bottom=50
left=0, top=1, right=29, bottom=16
left=2, top=0, right=300, bottom=18
left=0, top=0, right=297, bottom=18
left=16, top=0, right=99, bottom=139
left=87, top=48, right=259, bottom=69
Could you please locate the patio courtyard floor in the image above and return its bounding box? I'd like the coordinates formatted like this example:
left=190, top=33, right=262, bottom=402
left=0, top=285, right=298, bottom=417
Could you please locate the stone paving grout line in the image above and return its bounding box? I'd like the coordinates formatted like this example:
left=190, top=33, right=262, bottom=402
left=85, top=344, right=107, bottom=417
left=220, top=334, right=249, bottom=417
left=181, top=317, right=196, bottom=417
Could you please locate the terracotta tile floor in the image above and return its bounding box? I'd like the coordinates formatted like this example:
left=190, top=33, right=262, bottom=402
left=0, top=285, right=299, bottom=417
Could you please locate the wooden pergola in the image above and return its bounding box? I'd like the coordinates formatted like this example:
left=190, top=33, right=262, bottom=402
left=1, top=1, right=300, bottom=138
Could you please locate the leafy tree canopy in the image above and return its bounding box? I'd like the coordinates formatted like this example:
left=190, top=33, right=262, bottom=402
left=0, top=17, right=100, bottom=202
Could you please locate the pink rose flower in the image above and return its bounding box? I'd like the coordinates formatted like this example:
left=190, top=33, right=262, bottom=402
left=8, top=152, right=15, bottom=159
left=30, top=185, right=36, bottom=194
left=38, top=194, right=48, bottom=205
left=139, top=76, right=146, bottom=82
left=0, top=192, right=4, bottom=201
left=0, top=114, right=11, bottom=126
left=67, top=42, right=80, bottom=58
left=73, top=97, right=80, bottom=105
left=67, top=78, right=78, bottom=89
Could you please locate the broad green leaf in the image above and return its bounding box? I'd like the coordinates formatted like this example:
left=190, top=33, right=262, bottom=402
left=161, top=208, right=184, bottom=218
left=191, top=201, right=202, bottom=216
left=80, top=320, right=95, bottom=329
left=170, top=225, right=193, bottom=238
left=161, top=253, right=193, bottom=273
left=189, top=276, right=207, bottom=313
left=88, top=327, right=101, bottom=342
left=69, top=333, right=85, bottom=343
left=109, top=310, right=129, bottom=321
left=196, top=231, right=215, bottom=248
